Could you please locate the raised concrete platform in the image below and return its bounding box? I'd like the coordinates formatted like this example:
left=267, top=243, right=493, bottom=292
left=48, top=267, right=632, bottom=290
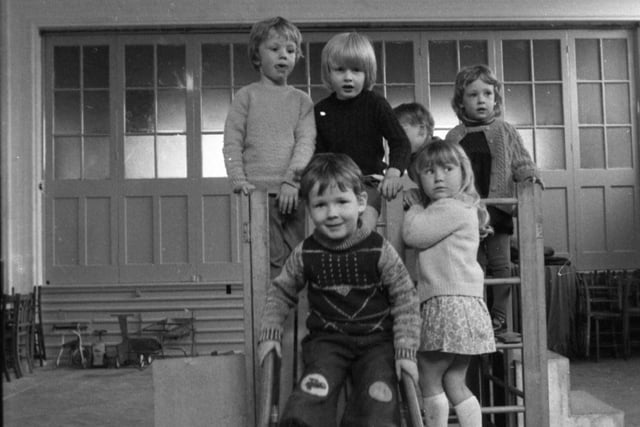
left=548, top=351, right=624, bottom=427
left=153, top=354, right=248, bottom=427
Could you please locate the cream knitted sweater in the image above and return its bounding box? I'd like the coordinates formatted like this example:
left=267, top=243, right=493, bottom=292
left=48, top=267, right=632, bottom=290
left=223, top=82, right=316, bottom=188
left=402, top=198, right=485, bottom=303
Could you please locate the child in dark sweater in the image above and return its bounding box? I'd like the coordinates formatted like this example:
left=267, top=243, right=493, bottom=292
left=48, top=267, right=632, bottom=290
left=314, top=32, right=411, bottom=232
left=258, top=153, right=420, bottom=427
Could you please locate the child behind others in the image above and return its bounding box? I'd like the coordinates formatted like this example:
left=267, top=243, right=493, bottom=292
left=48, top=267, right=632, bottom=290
left=393, top=102, right=443, bottom=210
left=223, top=16, right=316, bottom=278
left=258, top=153, right=421, bottom=427
left=315, top=32, right=411, bottom=232
left=403, top=140, right=496, bottom=427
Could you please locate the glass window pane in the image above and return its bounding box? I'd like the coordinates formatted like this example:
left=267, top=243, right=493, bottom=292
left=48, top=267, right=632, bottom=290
left=430, top=85, right=457, bottom=129
left=83, top=45, right=109, bottom=88
left=202, top=44, right=231, bottom=86
left=503, top=40, right=531, bottom=81
left=125, top=45, right=154, bottom=87
left=54, top=136, right=81, bottom=179
left=309, top=43, right=324, bottom=85
left=157, top=45, right=186, bottom=88
left=202, top=134, right=226, bottom=177
left=607, top=127, right=633, bottom=168
left=533, top=40, right=561, bottom=81
left=288, top=47, right=307, bottom=86
left=535, top=84, right=563, bottom=125
left=605, top=83, right=630, bottom=124
left=429, top=40, right=457, bottom=83
left=84, top=136, right=110, bottom=179
left=125, top=135, right=155, bottom=178
left=575, top=39, right=601, bottom=80
left=202, top=88, right=232, bottom=131
left=310, top=86, right=331, bottom=104
left=387, top=86, right=414, bottom=108
left=54, top=46, right=80, bottom=89
left=126, top=90, right=155, bottom=133
left=374, top=43, right=383, bottom=85
left=579, top=128, right=605, bottom=169
left=504, top=84, right=533, bottom=125
left=460, top=40, right=488, bottom=68
left=578, top=83, right=603, bottom=124
left=535, top=128, right=565, bottom=170
left=386, top=42, right=414, bottom=83
left=157, top=89, right=186, bottom=132
left=54, top=91, right=81, bottom=134
left=157, top=135, right=187, bottom=178
left=84, top=90, right=110, bottom=133
left=519, top=128, right=535, bottom=160
left=602, top=39, right=628, bottom=80
left=234, top=44, right=255, bottom=87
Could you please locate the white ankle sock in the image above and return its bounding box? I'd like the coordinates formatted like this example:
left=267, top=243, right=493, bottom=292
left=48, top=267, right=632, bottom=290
left=454, top=395, right=482, bottom=427
left=422, top=392, right=449, bottom=427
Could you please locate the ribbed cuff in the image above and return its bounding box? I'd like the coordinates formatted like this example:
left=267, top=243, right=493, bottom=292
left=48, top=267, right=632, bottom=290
left=258, top=328, right=282, bottom=343
left=396, top=347, right=417, bottom=362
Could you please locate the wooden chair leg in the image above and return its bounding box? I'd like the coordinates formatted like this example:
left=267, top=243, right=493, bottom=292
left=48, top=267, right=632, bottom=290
left=595, top=319, right=600, bottom=362
left=585, top=318, right=591, bottom=358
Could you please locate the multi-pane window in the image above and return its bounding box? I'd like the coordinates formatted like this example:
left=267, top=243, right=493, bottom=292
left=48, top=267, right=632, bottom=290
left=125, top=44, right=188, bottom=178
left=45, top=30, right=638, bottom=282
left=576, top=38, right=633, bottom=169
left=53, top=45, right=111, bottom=180
left=427, top=39, right=489, bottom=136
left=502, top=39, right=565, bottom=170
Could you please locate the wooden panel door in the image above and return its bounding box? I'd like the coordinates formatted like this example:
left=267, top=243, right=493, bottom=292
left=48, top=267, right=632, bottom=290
left=570, top=33, right=639, bottom=269
left=498, top=35, right=575, bottom=262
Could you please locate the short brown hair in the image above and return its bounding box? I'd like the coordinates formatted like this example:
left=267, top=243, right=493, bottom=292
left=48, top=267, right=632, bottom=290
left=299, top=153, right=365, bottom=201
left=247, top=16, right=303, bottom=71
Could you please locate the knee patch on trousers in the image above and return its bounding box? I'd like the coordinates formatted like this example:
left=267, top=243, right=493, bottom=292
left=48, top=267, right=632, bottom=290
left=300, top=373, right=329, bottom=397
left=368, top=381, right=393, bottom=402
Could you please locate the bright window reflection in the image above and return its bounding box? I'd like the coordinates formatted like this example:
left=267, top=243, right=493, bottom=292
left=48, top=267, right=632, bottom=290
left=157, top=135, right=187, bottom=178
left=125, top=135, right=155, bottom=178
left=202, top=134, right=227, bottom=177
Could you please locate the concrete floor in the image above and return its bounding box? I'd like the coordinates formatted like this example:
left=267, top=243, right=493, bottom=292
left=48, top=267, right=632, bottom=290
left=3, top=354, right=640, bottom=427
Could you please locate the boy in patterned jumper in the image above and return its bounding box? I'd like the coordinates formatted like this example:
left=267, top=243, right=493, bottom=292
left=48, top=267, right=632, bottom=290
left=258, top=153, right=421, bottom=427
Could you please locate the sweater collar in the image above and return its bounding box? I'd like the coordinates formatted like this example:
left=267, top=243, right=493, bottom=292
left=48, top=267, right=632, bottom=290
left=311, top=225, right=372, bottom=251
left=461, top=111, right=497, bottom=127
left=329, top=89, right=367, bottom=105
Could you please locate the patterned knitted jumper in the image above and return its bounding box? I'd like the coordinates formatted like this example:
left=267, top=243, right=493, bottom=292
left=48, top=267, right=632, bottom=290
left=259, top=226, right=420, bottom=362
left=314, top=90, right=411, bottom=176
left=223, top=82, right=316, bottom=188
left=445, top=118, right=541, bottom=214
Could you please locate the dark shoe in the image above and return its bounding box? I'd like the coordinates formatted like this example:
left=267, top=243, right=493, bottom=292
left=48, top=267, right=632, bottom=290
left=492, top=316, right=507, bottom=335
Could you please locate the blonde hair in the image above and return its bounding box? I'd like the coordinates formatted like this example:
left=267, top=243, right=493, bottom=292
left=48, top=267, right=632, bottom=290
left=451, top=64, right=503, bottom=121
left=320, top=32, right=377, bottom=90
left=248, top=16, right=303, bottom=71
left=409, top=139, right=492, bottom=238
